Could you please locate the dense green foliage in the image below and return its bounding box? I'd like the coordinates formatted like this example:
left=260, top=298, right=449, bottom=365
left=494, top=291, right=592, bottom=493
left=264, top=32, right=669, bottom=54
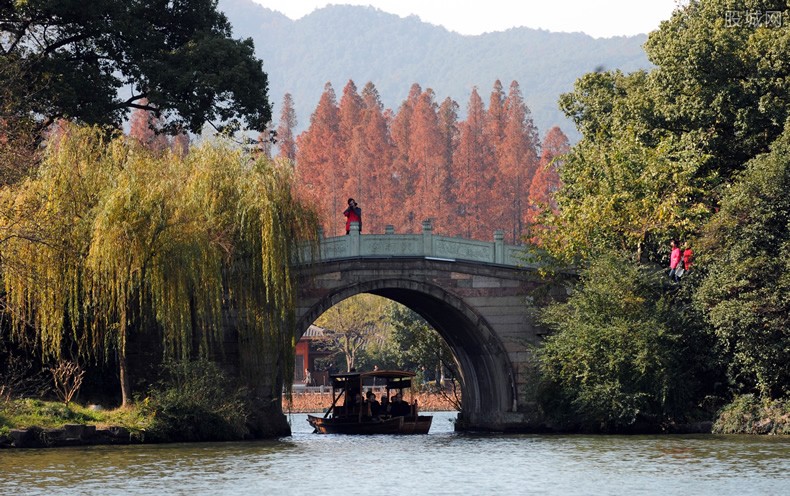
left=538, top=0, right=790, bottom=431
left=386, top=305, right=456, bottom=387
left=549, top=0, right=790, bottom=263
left=644, top=0, right=790, bottom=180
left=712, top=395, right=790, bottom=435
left=1, top=0, right=271, bottom=134
left=313, top=295, right=455, bottom=384
left=314, top=294, right=395, bottom=372
left=537, top=255, right=721, bottom=430
left=695, top=122, right=790, bottom=399
left=550, top=70, right=710, bottom=263
left=143, top=360, right=250, bottom=442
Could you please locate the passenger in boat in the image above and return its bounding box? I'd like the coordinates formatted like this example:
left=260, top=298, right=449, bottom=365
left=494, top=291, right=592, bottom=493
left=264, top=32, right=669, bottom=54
left=366, top=391, right=381, bottom=417
left=379, top=394, right=390, bottom=415
left=391, top=393, right=409, bottom=417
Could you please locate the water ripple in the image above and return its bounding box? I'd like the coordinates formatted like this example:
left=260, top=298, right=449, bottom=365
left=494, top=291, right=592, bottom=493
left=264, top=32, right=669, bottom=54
left=1, top=413, right=788, bottom=495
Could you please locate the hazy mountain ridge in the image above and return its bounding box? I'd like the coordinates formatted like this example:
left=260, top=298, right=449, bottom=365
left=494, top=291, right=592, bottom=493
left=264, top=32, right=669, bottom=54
left=218, top=0, right=652, bottom=141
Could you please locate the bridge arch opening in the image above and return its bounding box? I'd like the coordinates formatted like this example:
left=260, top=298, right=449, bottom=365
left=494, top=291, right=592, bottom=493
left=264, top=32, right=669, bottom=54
left=295, top=278, right=516, bottom=429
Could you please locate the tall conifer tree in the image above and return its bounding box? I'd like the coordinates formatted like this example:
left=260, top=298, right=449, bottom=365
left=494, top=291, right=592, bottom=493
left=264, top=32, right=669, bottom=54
left=295, top=83, right=343, bottom=233
left=527, top=126, right=568, bottom=243
left=356, top=82, right=394, bottom=233
left=276, top=93, right=298, bottom=162
left=389, top=84, right=423, bottom=230
left=406, top=89, right=446, bottom=232
left=486, top=80, right=507, bottom=161
left=338, top=80, right=366, bottom=227
left=452, top=88, right=492, bottom=239
left=437, top=97, right=460, bottom=230
left=495, top=81, right=540, bottom=243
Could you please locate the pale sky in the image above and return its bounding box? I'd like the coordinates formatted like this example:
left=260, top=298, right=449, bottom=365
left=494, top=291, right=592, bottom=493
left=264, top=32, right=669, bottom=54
left=251, top=0, right=680, bottom=38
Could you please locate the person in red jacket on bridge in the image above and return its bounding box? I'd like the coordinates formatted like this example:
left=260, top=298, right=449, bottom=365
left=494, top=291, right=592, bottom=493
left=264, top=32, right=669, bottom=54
left=343, top=198, right=362, bottom=234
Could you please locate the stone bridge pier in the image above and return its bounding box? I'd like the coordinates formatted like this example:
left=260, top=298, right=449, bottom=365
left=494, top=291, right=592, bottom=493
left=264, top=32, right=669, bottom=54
left=294, top=221, right=564, bottom=431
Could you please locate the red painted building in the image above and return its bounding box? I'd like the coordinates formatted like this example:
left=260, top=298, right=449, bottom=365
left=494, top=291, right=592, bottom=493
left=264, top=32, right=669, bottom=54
left=294, top=325, right=333, bottom=386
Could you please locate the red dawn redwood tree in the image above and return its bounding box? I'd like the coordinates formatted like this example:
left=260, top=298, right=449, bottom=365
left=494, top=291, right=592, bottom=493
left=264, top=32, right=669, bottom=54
left=276, top=93, right=298, bottom=162
left=437, top=97, right=460, bottom=230
left=129, top=99, right=169, bottom=154
left=527, top=126, right=568, bottom=244
left=405, top=89, right=447, bottom=232
left=171, top=130, right=190, bottom=157
left=486, top=80, right=507, bottom=157
left=495, top=81, right=540, bottom=244
left=338, top=80, right=365, bottom=161
left=338, top=81, right=366, bottom=224
left=452, top=87, right=493, bottom=239
left=295, top=82, right=344, bottom=233
left=351, top=82, right=394, bottom=233
left=389, top=84, right=423, bottom=231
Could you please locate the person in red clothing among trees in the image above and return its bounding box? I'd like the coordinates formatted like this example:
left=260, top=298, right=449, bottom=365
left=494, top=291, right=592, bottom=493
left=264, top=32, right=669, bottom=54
left=343, top=198, right=362, bottom=234
left=681, top=242, right=694, bottom=275
left=669, top=239, right=682, bottom=282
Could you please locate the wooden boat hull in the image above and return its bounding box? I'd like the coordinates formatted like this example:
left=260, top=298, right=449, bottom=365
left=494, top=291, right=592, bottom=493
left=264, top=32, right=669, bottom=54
left=401, top=415, right=433, bottom=435
left=307, top=415, right=431, bottom=435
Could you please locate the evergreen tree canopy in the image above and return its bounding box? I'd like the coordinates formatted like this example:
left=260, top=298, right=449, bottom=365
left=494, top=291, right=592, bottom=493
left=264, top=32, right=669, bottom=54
left=537, top=254, right=720, bottom=429
left=695, top=120, right=790, bottom=399
left=0, top=0, right=271, bottom=135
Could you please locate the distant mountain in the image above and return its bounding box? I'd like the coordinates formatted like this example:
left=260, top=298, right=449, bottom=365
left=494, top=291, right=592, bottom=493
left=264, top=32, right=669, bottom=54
left=218, top=0, right=653, bottom=142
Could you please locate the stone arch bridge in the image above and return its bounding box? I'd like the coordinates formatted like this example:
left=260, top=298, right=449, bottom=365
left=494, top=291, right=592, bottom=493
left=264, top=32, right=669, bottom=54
left=295, top=221, right=564, bottom=432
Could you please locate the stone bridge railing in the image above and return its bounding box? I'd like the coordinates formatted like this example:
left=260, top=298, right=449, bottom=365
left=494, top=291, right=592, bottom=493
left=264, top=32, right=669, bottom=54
left=300, top=220, right=530, bottom=267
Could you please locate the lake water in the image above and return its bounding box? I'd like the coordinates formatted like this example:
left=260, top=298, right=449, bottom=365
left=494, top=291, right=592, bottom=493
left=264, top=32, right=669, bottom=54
left=1, top=412, right=788, bottom=495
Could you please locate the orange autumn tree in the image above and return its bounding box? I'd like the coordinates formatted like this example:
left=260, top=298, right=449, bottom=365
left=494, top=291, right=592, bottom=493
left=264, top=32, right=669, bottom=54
left=486, top=79, right=507, bottom=158
left=451, top=87, right=493, bottom=239
left=388, top=84, right=423, bottom=230
left=485, top=81, right=507, bottom=233
left=348, top=82, right=394, bottom=233
left=405, top=88, right=448, bottom=233
left=287, top=79, right=570, bottom=242
left=295, top=82, right=344, bottom=234
left=494, top=81, right=540, bottom=244
left=338, top=80, right=366, bottom=228
left=527, top=126, right=568, bottom=244
left=128, top=99, right=170, bottom=154
left=436, top=96, right=460, bottom=230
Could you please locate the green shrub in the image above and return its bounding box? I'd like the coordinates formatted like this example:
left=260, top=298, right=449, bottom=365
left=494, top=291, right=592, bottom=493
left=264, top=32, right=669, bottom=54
left=144, top=360, right=251, bottom=442
left=536, top=253, right=724, bottom=431
left=713, top=395, right=790, bottom=435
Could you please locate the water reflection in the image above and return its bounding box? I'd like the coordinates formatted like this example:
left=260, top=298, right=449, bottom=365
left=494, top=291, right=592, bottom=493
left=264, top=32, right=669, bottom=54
left=1, top=412, right=788, bottom=495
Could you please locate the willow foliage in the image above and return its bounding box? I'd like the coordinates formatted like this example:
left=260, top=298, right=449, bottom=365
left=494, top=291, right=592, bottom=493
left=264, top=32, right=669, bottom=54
left=0, top=125, right=318, bottom=401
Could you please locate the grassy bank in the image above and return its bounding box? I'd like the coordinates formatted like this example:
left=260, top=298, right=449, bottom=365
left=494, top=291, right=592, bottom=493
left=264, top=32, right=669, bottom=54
left=0, top=399, right=150, bottom=438
left=713, top=395, right=790, bottom=435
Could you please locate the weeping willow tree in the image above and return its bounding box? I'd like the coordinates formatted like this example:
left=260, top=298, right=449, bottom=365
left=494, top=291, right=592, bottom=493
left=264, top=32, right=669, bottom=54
left=0, top=124, right=318, bottom=407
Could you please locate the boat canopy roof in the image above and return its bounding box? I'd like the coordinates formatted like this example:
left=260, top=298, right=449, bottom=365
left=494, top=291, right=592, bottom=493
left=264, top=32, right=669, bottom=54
left=329, top=370, right=416, bottom=390
left=330, top=370, right=415, bottom=380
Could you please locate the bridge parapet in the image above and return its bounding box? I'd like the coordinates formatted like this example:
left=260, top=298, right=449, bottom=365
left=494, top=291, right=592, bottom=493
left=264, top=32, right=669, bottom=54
left=303, top=220, right=530, bottom=267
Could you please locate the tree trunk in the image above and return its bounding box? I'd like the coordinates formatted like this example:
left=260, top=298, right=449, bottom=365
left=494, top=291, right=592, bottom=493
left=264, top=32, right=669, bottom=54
left=119, top=350, right=131, bottom=407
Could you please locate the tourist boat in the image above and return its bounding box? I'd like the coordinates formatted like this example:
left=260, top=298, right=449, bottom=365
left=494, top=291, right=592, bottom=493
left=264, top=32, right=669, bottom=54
left=307, top=370, right=432, bottom=435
